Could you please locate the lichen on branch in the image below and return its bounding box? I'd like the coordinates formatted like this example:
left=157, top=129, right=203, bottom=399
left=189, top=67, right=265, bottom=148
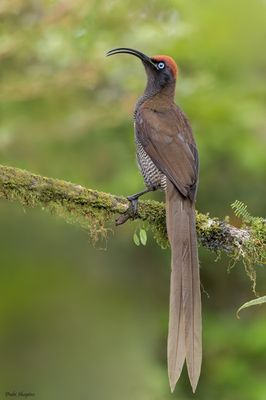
left=0, top=164, right=265, bottom=271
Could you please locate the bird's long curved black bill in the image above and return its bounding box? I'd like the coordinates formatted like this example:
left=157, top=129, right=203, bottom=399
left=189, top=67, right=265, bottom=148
left=106, top=47, right=158, bottom=69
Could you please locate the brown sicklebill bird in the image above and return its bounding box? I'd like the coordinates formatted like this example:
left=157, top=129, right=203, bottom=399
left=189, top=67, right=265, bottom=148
left=107, top=48, right=202, bottom=393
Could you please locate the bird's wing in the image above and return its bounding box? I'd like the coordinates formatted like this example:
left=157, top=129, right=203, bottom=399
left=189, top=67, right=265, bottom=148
left=135, top=104, right=199, bottom=200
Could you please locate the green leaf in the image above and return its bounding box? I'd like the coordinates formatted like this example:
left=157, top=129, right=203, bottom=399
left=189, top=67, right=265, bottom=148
left=139, top=229, right=147, bottom=245
left=133, top=233, right=140, bottom=246
left=237, top=295, right=266, bottom=318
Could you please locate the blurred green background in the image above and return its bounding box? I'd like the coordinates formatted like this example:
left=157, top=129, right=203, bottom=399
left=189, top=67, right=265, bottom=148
left=0, top=0, right=265, bottom=399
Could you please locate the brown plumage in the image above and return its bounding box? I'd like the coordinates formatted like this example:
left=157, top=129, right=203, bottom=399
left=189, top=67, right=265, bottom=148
left=107, top=48, right=202, bottom=392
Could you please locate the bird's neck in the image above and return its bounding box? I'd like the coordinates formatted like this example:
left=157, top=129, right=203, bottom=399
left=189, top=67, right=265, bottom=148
left=135, top=81, right=176, bottom=112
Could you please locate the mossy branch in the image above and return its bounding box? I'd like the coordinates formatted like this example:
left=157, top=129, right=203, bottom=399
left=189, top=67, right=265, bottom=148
left=0, top=164, right=265, bottom=270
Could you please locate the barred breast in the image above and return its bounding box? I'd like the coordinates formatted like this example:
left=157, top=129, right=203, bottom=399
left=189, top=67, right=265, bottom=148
left=135, top=135, right=167, bottom=191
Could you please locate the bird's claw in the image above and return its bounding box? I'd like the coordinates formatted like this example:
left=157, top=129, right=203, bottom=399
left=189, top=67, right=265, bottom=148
left=126, top=196, right=139, bottom=215
left=115, top=197, right=139, bottom=226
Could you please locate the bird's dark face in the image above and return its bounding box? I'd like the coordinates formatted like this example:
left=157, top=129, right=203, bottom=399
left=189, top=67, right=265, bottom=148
left=106, top=48, right=178, bottom=90
left=148, top=54, right=178, bottom=87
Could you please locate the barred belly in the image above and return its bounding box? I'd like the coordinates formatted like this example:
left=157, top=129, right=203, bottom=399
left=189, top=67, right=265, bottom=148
left=135, top=136, right=167, bottom=191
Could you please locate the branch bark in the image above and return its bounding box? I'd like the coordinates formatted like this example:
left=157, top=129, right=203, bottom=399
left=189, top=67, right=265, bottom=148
left=0, top=164, right=261, bottom=260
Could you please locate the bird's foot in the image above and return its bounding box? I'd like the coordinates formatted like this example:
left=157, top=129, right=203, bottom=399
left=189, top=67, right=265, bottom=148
left=115, top=196, right=139, bottom=226
left=126, top=194, right=139, bottom=214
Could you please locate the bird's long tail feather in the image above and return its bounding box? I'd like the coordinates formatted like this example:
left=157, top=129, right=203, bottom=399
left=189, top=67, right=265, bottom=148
left=166, top=179, right=202, bottom=393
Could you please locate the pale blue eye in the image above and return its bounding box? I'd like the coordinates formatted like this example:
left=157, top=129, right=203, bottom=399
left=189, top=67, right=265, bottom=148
left=158, top=62, right=165, bottom=69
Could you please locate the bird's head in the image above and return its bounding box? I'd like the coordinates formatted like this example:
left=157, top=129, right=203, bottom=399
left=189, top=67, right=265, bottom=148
left=106, top=48, right=178, bottom=93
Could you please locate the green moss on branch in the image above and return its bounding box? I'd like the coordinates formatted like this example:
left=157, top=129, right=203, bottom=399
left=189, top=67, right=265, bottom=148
left=0, top=164, right=265, bottom=271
